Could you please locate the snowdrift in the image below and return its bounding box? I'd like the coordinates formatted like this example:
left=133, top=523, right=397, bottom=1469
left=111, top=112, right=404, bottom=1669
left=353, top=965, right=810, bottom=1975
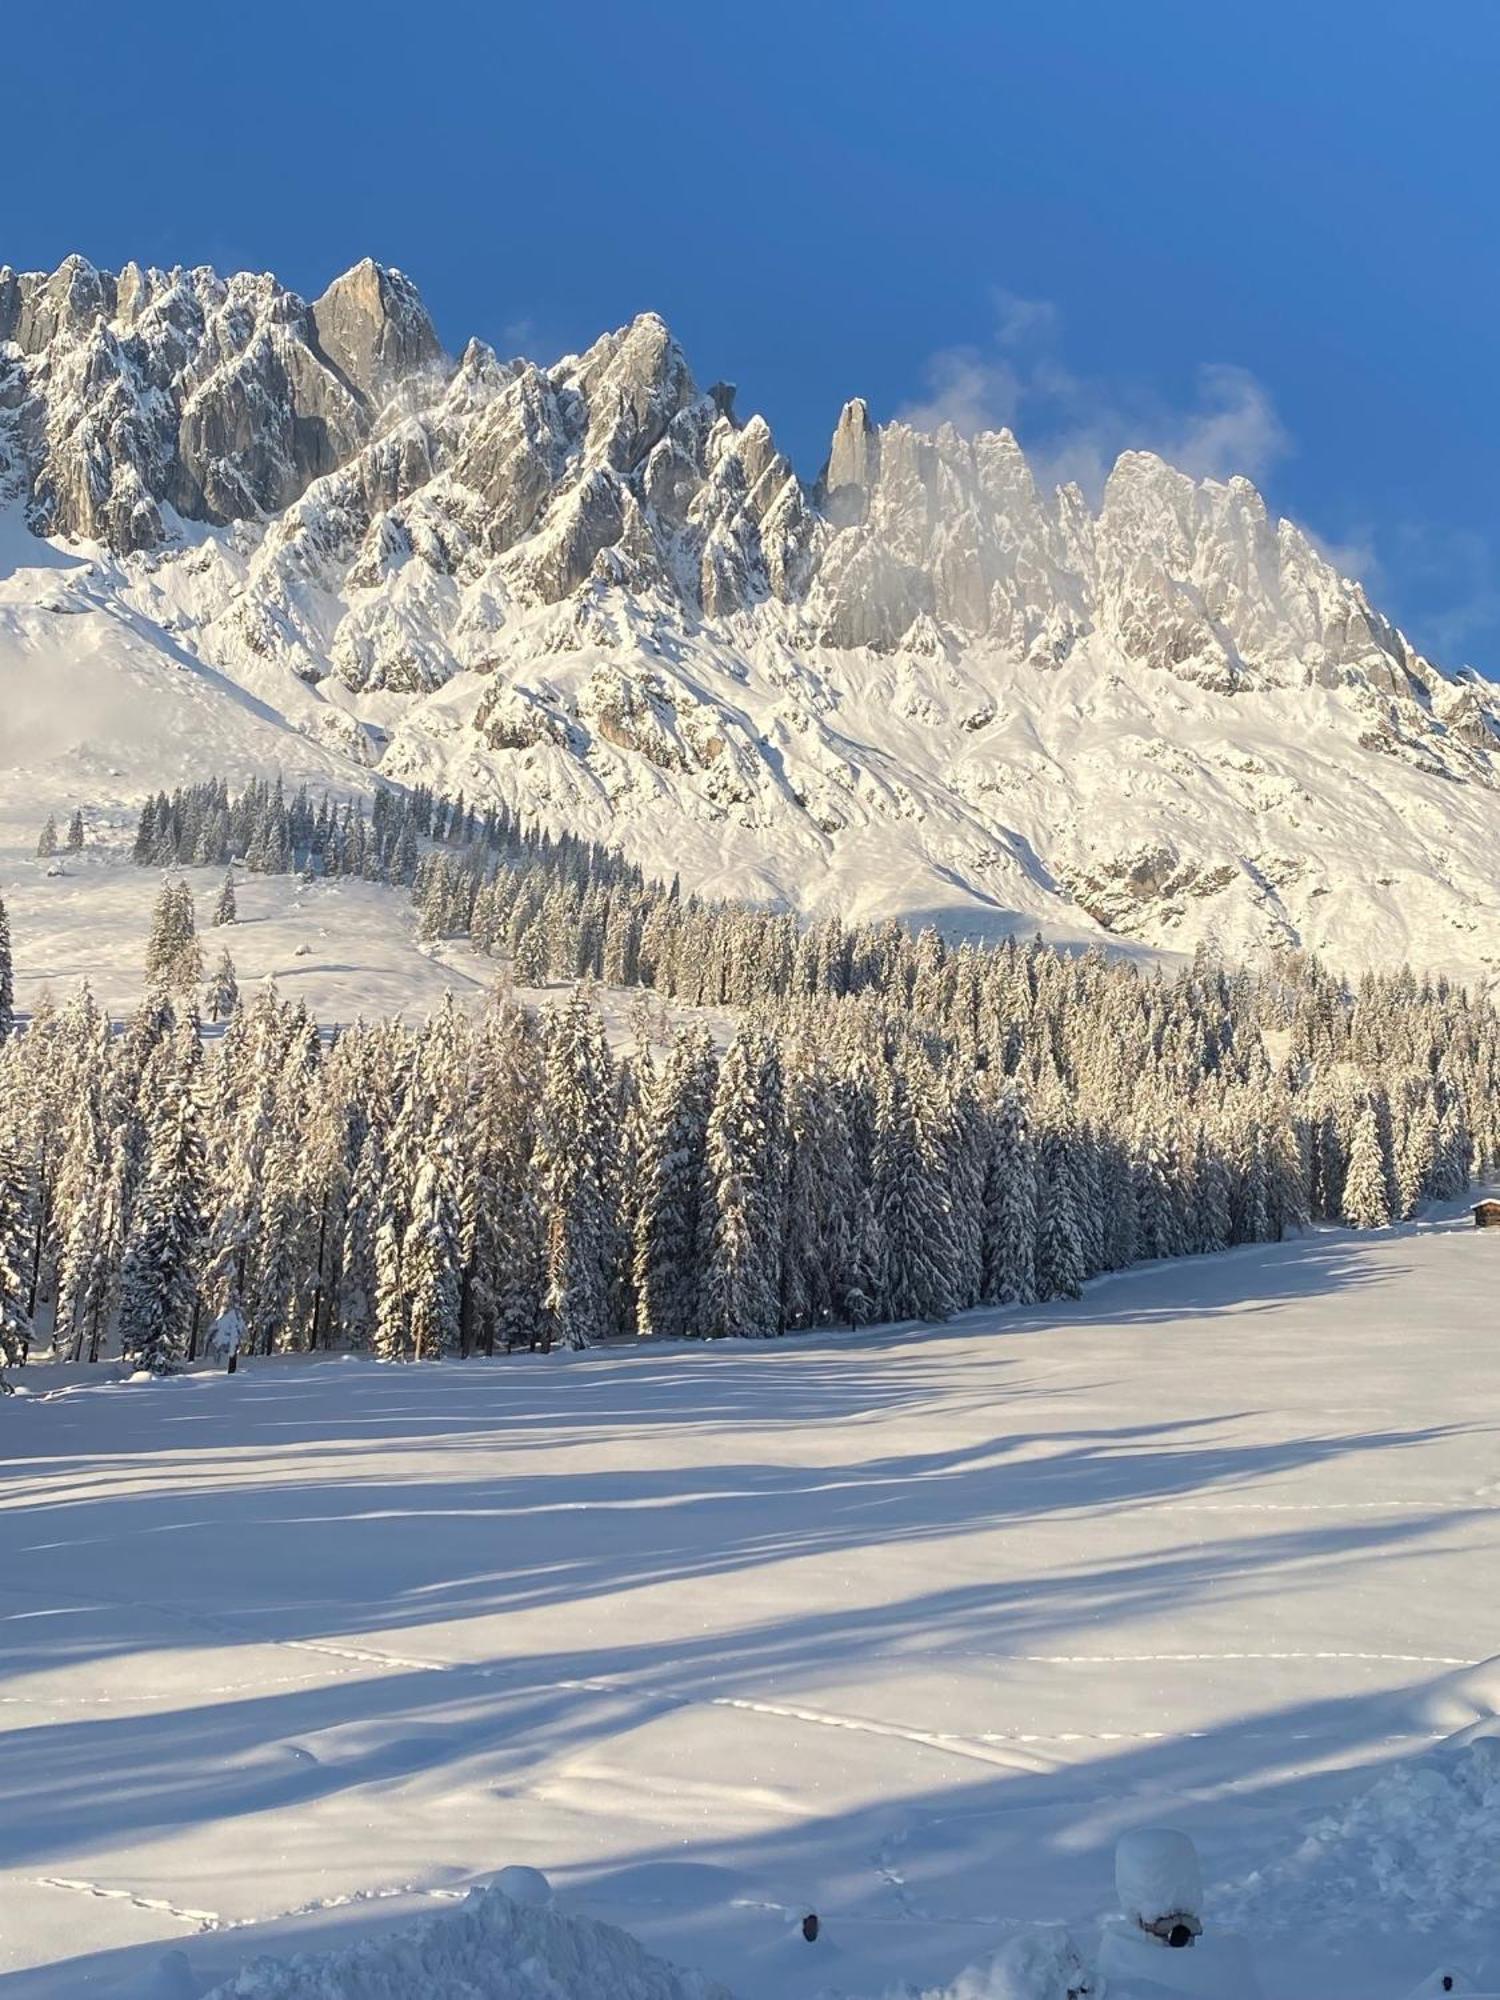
left=197, top=1885, right=736, bottom=2000
left=1219, top=1727, right=1500, bottom=1942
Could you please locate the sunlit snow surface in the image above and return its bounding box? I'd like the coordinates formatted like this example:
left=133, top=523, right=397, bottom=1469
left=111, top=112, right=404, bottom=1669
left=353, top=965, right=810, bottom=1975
left=0, top=812, right=742, bottom=1041
left=4, top=1214, right=1500, bottom=1999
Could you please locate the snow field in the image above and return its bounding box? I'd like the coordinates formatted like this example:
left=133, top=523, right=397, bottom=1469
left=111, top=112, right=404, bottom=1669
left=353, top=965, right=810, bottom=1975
left=4, top=1212, right=1500, bottom=1997
left=0, top=808, right=736, bottom=1040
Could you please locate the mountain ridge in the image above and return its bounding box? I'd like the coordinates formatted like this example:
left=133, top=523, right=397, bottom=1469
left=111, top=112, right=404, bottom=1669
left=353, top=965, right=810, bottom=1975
left=4, top=251, right=1500, bottom=984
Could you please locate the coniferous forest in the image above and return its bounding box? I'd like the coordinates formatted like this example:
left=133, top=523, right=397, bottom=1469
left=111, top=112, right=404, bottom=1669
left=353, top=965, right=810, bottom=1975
left=0, top=777, right=1495, bottom=1381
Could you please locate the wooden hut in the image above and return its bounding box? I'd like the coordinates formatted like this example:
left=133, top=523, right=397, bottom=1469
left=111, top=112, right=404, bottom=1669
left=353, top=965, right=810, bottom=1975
left=1473, top=1200, right=1500, bottom=1229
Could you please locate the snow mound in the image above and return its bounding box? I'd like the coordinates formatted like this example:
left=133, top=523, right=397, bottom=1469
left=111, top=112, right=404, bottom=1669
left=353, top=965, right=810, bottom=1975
left=490, top=1863, right=553, bottom=1906
left=1219, top=1731, right=1500, bottom=1938
left=917, top=1927, right=1096, bottom=1999
left=1114, top=1828, right=1203, bottom=1929
left=198, top=1884, right=735, bottom=2000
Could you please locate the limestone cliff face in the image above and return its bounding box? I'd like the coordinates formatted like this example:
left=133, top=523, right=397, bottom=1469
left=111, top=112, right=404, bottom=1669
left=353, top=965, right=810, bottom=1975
left=0, top=254, right=438, bottom=551
left=0, top=252, right=1439, bottom=710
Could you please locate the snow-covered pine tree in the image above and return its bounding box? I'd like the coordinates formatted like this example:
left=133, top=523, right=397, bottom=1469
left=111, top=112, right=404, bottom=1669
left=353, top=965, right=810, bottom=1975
left=1341, top=1100, right=1394, bottom=1229
left=703, top=1026, right=785, bottom=1337
left=404, top=1136, right=463, bottom=1361
left=204, top=949, right=238, bottom=1024
left=608, top=1029, right=650, bottom=1336
left=54, top=1068, right=123, bottom=1365
left=213, top=871, right=238, bottom=926
left=1398, top=1089, right=1441, bottom=1220
left=778, top=1038, right=839, bottom=1331
left=1035, top=1120, right=1087, bottom=1301
left=634, top=1024, right=715, bottom=1338
left=144, top=880, right=199, bottom=992
left=247, top=1021, right=320, bottom=1351
left=117, top=1028, right=206, bottom=1373
left=199, top=985, right=281, bottom=1351
left=536, top=992, right=618, bottom=1350
left=1190, top=1125, right=1232, bottom=1255
left=1261, top=1091, right=1309, bottom=1238
left=823, top=1030, right=883, bottom=1328
left=8, top=989, right=93, bottom=1328
left=460, top=1001, right=544, bottom=1353
left=341, top=1122, right=387, bottom=1351
left=66, top=809, right=84, bottom=853
left=945, top=1080, right=988, bottom=1312
left=36, top=815, right=58, bottom=859
left=873, top=1053, right=956, bottom=1324
left=170, top=882, right=203, bottom=994
left=0, top=1129, right=32, bottom=1384
left=982, top=1084, right=1038, bottom=1305
left=1133, top=1113, right=1189, bottom=1262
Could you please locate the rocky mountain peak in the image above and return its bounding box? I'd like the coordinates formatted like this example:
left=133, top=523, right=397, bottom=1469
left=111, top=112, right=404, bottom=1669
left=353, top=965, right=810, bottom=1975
left=7, top=248, right=1500, bottom=986
left=822, top=397, right=877, bottom=525
left=311, top=258, right=442, bottom=409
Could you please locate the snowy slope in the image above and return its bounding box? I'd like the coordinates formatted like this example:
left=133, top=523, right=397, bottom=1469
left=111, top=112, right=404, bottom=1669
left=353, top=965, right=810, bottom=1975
left=5, top=253, right=1500, bottom=983
left=5, top=1208, right=1500, bottom=2000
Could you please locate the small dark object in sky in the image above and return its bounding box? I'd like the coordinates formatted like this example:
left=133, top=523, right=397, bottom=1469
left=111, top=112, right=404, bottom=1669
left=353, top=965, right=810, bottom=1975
left=801, top=1913, right=819, bottom=1943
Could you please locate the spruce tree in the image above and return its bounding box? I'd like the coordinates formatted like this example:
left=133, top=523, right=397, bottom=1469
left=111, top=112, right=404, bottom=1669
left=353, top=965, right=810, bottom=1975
left=634, top=1025, right=715, bottom=1337
left=874, top=1060, right=955, bottom=1323
left=36, top=815, right=58, bottom=860
left=341, top=1124, right=387, bottom=1351
left=462, top=1002, right=544, bottom=1353
left=404, top=1141, right=463, bottom=1361
left=204, top=949, right=239, bottom=1024
left=118, top=1042, right=205, bottom=1373
left=703, top=1027, right=784, bottom=1337
left=66, top=809, right=85, bottom=853
left=214, top=871, right=238, bottom=926
left=0, top=1136, right=32, bottom=1385
left=983, top=1085, right=1038, bottom=1305
left=1342, top=1102, right=1394, bottom=1228
left=145, top=880, right=199, bottom=992
left=536, top=992, right=617, bottom=1349
left=1036, top=1125, right=1086, bottom=1301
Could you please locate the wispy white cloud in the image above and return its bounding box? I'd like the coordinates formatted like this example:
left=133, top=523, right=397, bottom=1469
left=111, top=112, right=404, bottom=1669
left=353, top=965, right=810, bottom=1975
left=897, top=292, right=1496, bottom=668
left=1154, top=365, right=1289, bottom=484
left=894, top=287, right=1049, bottom=436
left=1301, top=522, right=1383, bottom=592
left=896, top=290, right=1289, bottom=497
left=897, top=346, right=1025, bottom=438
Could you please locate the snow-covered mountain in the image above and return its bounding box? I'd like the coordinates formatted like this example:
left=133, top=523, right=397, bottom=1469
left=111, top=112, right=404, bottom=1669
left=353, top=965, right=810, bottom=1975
left=5, top=251, right=1500, bottom=983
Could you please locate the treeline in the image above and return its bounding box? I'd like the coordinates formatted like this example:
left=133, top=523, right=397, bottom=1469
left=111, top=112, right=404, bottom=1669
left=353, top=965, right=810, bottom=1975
left=129, top=775, right=649, bottom=900
left=1, top=835, right=1495, bottom=1378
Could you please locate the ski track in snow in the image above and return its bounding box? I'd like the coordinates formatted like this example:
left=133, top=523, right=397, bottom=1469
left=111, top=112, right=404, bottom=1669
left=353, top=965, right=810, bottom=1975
left=27, top=1870, right=470, bottom=1937
left=29, top=1876, right=222, bottom=1927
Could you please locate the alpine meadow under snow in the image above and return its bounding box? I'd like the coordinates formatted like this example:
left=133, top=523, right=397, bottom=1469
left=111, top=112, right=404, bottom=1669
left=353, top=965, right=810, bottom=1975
left=4, top=247, right=1500, bottom=2000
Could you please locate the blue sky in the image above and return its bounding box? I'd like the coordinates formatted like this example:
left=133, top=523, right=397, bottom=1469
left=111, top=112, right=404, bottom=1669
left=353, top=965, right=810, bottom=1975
left=7, top=2, right=1498, bottom=666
